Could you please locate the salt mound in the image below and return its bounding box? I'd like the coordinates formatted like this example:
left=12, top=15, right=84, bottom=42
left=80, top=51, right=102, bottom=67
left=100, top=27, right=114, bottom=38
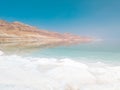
left=0, top=53, right=120, bottom=90
left=0, top=51, right=3, bottom=55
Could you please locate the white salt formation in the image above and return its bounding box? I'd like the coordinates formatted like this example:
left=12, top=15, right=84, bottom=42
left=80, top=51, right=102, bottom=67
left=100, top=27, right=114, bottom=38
left=0, top=53, right=120, bottom=90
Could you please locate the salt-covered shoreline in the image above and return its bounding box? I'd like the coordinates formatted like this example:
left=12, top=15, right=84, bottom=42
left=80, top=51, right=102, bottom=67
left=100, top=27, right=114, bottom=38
left=0, top=51, right=120, bottom=90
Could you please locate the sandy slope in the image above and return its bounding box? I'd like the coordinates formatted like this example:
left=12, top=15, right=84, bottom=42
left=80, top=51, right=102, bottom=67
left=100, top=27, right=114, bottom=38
left=0, top=20, right=93, bottom=47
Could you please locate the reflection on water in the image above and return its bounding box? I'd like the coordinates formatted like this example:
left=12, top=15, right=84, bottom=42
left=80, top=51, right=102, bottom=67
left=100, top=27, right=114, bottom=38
left=0, top=42, right=71, bottom=55
left=1, top=41, right=120, bottom=64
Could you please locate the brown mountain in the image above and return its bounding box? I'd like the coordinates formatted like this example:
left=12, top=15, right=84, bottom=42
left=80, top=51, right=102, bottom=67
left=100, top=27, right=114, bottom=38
left=0, top=20, right=93, bottom=48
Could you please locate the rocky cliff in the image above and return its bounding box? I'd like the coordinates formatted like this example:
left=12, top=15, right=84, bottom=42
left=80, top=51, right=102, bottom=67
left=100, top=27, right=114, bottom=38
left=0, top=20, right=93, bottom=48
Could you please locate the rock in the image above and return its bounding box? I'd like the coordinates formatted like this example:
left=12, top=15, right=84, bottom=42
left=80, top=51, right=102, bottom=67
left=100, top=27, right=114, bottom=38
left=0, top=20, right=94, bottom=47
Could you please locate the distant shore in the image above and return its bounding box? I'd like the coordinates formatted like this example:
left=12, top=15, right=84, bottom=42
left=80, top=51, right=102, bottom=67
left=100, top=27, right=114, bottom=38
left=0, top=20, right=94, bottom=48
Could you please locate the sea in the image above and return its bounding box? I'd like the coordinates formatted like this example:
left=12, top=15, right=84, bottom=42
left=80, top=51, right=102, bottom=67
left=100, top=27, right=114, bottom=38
left=0, top=41, right=120, bottom=90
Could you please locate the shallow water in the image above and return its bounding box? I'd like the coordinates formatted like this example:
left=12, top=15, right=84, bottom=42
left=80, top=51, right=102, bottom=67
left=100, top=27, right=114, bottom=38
left=30, top=42, right=120, bottom=64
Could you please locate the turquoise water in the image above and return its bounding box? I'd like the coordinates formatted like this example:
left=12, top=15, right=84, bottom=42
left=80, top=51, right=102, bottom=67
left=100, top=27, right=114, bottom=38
left=1, top=41, right=120, bottom=64
left=30, top=42, right=120, bottom=64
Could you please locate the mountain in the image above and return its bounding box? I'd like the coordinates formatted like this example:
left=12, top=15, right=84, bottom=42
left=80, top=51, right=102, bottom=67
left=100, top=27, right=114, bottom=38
left=0, top=20, right=93, bottom=48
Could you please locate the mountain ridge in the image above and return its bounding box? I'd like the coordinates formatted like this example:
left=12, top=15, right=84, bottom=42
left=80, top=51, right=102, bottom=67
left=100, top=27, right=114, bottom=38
left=0, top=20, right=94, bottom=47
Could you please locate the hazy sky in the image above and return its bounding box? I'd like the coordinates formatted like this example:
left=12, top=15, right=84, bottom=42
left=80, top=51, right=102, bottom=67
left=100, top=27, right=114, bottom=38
left=0, top=0, right=120, bottom=42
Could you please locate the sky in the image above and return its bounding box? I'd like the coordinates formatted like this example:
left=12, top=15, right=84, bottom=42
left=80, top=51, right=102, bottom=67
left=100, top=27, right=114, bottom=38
left=0, top=0, right=120, bottom=42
